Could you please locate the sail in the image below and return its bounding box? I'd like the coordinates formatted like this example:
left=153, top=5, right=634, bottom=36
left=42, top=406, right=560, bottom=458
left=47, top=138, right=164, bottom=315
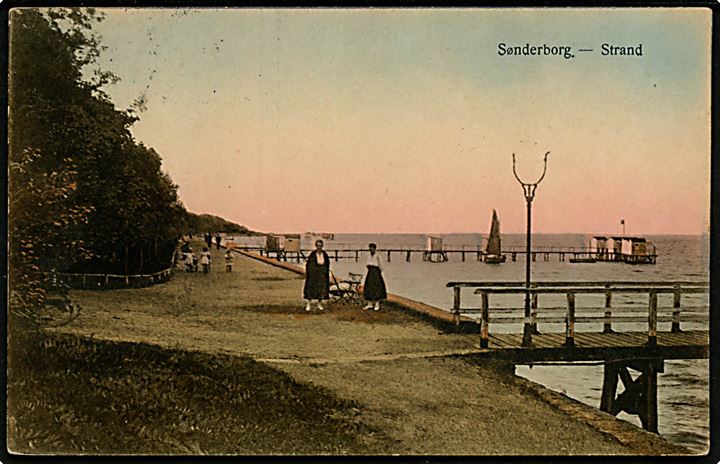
left=486, top=209, right=502, bottom=255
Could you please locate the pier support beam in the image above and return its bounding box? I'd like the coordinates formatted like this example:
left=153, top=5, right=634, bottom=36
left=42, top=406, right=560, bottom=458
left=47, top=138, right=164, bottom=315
left=600, top=359, right=663, bottom=433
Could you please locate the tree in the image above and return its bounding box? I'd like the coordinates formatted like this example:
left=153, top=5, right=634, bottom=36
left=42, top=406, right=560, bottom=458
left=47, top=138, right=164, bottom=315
left=9, top=8, right=186, bottom=324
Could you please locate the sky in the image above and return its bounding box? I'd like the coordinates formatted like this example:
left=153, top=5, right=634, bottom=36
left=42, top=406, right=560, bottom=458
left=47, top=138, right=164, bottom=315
left=84, top=8, right=710, bottom=234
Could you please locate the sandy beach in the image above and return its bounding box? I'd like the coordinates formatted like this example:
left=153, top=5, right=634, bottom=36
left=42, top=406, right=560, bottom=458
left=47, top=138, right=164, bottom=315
left=49, top=243, right=688, bottom=455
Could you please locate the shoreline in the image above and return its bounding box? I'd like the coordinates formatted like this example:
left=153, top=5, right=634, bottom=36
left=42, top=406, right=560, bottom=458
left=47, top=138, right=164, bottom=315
left=232, top=247, right=690, bottom=455
left=29, top=243, right=691, bottom=455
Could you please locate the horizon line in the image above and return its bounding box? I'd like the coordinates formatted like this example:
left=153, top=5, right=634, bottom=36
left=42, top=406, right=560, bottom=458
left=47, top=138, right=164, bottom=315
left=234, top=230, right=710, bottom=237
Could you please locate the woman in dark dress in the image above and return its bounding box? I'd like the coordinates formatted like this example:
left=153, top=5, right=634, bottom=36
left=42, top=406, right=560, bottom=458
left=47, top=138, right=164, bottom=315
left=304, top=239, right=330, bottom=311
left=363, top=243, right=387, bottom=311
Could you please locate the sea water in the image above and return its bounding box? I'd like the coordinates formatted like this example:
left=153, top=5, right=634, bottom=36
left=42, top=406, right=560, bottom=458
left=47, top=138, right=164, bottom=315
left=230, top=233, right=710, bottom=453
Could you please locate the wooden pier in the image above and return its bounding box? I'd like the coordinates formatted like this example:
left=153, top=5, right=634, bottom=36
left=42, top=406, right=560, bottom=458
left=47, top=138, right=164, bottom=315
left=445, top=281, right=709, bottom=433
left=242, top=246, right=656, bottom=264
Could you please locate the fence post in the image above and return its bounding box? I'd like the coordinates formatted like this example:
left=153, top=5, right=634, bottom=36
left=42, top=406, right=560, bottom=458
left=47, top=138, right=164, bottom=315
left=604, top=284, right=613, bottom=333
left=565, top=292, right=575, bottom=347
left=648, top=291, right=657, bottom=347
left=481, top=291, right=490, bottom=348
left=671, top=285, right=681, bottom=333
left=453, top=286, right=461, bottom=326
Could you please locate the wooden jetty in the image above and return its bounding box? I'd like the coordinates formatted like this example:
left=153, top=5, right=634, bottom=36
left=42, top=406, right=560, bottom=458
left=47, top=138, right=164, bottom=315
left=242, top=245, right=656, bottom=264
left=243, top=245, right=657, bottom=264
left=446, top=280, right=709, bottom=433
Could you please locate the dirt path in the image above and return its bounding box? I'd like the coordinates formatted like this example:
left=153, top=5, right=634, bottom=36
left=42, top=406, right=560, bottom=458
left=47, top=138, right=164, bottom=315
left=55, top=244, right=681, bottom=455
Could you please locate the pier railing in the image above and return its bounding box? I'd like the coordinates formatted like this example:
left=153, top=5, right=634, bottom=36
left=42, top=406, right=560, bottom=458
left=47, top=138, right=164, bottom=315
left=445, top=281, right=709, bottom=348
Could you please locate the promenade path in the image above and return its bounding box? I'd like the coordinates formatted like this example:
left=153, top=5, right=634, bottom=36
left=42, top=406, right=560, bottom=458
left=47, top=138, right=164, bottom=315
left=55, top=244, right=686, bottom=455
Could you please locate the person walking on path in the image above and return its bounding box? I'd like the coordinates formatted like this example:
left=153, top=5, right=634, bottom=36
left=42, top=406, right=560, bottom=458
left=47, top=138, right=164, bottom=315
left=363, top=243, right=387, bottom=311
left=224, top=249, right=234, bottom=272
left=184, top=248, right=195, bottom=272
left=205, top=233, right=213, bottom=250
left=303, top=239, right=330, bottom=311
left=215, top=233, right=222, bottom=250
left=200, top=247, right=212, bottom=274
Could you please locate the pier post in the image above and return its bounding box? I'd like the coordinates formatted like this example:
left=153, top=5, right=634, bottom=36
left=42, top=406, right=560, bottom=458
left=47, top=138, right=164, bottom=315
left=604, top=284, right=613, bottom=333
left=461, top=250, right=465, bottom=262
left=565, top=292, right=575, bottom=348
left=480, top=291, right=489, bottom=348
left=334, top=250, right=339, bottom=262
left=453, top=286, right=461, bottom=326
left=648, top=291, right=657, bottom=347
left=672, top=285, right=682, bottom=333
left=406, top=250, right=411, bottom=262
left=642, top=362, right=659, bottom=433
left=599, top=359, right=662, bottom=433
left=600, top=361, right=619, bottom=413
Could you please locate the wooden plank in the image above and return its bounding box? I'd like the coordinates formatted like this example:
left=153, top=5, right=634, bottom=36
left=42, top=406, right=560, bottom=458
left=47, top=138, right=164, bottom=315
left=660, top=332, right=694, bottom=346
left=541, top=333, right=567, bottom=347
left=488, top=335, right=515, bottom=349
left=576, top=333, right=611, bottom=348
left=597, top=332, right=645, bottom=348
left=529, top=335, right=556, bottom=348
left=665, top=332, right=708, bottom=346
left=502, top=334, right=524, bottom=348
left=657, top=332, right=687, bottom=346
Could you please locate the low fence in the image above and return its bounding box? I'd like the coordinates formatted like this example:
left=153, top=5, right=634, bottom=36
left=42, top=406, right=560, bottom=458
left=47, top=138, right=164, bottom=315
left=41, top=268, right=174, bottom=290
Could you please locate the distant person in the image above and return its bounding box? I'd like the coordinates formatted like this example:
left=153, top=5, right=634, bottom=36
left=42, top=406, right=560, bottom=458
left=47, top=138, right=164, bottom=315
left=363, top=243, right=387, bottom=311
left=205, top=233, right=213, bottom=250
left=224, top=249, right=234, bottom=272
left=200, top=247, right=212, bottom=273
left=304, top=239, right=330, bottom=311
left=184, top=249, right=195, bottom=272
left=192, top=250, right=199, bottom=272
left=215, top=232, right=222, bottom=250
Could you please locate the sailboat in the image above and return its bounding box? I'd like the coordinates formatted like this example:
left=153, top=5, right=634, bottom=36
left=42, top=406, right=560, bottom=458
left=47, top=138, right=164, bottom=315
left=484, top=209, right=507, bottom=264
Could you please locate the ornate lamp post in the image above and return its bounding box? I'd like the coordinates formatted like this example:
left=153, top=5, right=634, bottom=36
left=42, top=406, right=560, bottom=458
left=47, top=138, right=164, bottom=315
left=512, top=151, right=549, bottom=347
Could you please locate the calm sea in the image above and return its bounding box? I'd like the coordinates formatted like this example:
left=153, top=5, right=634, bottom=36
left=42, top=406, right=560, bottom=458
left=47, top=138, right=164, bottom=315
left=229, top=233, right=710, bottom=453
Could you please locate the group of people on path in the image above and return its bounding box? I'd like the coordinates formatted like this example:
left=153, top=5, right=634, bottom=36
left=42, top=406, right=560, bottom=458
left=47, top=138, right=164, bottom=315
left=204, top=232, right=223, bottom=250
left=179, top=240, right=235, bottom=273
left=303, top=239, right=386, bottom=312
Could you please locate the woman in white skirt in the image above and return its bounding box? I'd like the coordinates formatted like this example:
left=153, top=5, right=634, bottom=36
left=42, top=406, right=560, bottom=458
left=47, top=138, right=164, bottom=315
left=363, top=243, right=387, bottom=311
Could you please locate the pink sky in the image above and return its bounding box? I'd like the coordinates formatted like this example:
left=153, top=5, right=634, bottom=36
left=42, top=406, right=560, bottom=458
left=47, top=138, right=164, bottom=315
left=93, top=8, right=711, bottom=234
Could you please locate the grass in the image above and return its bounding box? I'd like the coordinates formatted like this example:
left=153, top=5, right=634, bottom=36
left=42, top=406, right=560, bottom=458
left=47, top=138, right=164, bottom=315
left=7, top=329, right=379, bottom=455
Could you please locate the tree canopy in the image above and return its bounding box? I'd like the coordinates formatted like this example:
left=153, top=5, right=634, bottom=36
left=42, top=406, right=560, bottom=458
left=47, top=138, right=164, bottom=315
left=8, top=8, right=187, bottom=322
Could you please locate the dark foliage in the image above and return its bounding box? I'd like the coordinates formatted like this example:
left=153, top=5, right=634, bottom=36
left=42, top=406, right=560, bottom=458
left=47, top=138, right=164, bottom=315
left=184, top=212, right=263, bottom=236
left=8, top=8, right=186, bottom=322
